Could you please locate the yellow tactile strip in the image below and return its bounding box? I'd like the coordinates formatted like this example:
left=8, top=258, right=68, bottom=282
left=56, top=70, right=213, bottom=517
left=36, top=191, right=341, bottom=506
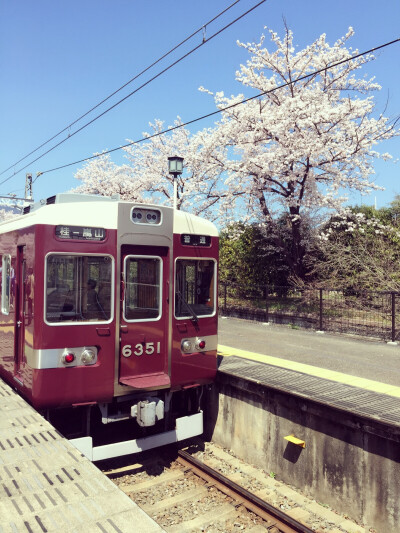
left=218, top=345, right=400, bottom=399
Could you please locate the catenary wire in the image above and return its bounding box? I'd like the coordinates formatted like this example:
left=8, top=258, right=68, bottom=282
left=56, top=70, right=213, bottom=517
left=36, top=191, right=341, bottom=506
left=0, top=0, right=254, bottom=179
left=2, top=0, right=267, bottom=185
left=32, top=37, right=399, bottom=178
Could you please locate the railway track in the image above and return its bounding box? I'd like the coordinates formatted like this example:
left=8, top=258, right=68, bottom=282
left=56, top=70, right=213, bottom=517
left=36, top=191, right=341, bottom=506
left=176, top=450, right=314, bottom=533
left=103, top=443, right=330, bottom=532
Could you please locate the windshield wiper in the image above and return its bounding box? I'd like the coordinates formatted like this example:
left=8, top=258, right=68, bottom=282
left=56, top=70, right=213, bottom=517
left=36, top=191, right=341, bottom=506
left=176, top=291, right=198, bottom=324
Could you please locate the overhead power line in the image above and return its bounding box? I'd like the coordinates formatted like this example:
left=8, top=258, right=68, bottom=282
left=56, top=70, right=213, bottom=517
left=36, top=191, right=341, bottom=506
left=0, top=0, right=264, bottom=182
left=0, top=0, right=243, bottom=177
left=32, top=36, right=399, bottom=178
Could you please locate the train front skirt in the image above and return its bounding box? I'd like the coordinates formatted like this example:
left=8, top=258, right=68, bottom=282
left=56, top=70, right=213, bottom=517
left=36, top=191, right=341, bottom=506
left=70, top=411, right=203, bottom=461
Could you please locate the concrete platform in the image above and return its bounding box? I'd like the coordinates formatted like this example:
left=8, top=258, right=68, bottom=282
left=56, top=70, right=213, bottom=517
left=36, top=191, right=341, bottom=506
left=217, top=352, right=400, bottom=428
left=210, top=357, right=400, bottom=532
left=0, top=377, right=164, bottom=533
left=210, top=328, right=400, bottom=532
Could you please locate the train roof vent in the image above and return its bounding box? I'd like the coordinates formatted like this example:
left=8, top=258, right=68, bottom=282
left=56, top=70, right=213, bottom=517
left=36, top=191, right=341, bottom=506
left=23, top=206, right=31, bottom=215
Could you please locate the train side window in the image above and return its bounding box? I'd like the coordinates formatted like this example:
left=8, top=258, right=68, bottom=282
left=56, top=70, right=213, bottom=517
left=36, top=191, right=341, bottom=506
left=123, top=256, right=162, bottom=321
left=175, top=259, right=216, bottom=319
left=1, top=255, right=12, bottom=315
left=45, top=254, right=114, bottom=324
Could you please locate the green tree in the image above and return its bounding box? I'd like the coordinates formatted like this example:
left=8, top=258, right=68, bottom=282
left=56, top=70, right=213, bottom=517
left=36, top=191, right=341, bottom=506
left=308, top=205, right=400, bottom=291
left=389, top=195, right=400, bottom=225
left=219, top=215, right=317, bottom=290
left=220, top=223, right=269, bottom=289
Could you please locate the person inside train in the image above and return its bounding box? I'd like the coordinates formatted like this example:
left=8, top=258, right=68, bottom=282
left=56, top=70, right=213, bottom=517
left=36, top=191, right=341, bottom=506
left=84, top=278, right=107, bottom=320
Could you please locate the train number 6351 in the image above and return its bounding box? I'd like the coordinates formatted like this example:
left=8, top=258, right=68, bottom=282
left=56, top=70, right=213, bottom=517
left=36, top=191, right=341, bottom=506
left=122, top=342, right=161, bottom=357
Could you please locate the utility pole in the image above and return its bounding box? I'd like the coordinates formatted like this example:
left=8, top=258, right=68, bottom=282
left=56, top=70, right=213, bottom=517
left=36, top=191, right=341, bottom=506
left=0, top=172, right=34, bottom=214
left=25, top=173, right=33, bottom=200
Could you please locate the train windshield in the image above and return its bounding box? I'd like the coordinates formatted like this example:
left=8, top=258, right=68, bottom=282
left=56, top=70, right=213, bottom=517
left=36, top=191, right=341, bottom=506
left=175, top=259, right=216, bottom=318
left=45, top=255, right=113, bottom=323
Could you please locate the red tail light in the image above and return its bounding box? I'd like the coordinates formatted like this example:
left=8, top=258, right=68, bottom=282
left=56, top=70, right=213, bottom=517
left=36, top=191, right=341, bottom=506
left=63, top=352, right=75, bottom=364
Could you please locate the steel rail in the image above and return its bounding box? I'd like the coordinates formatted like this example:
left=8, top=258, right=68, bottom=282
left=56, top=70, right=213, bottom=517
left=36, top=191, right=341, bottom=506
left=177, top=450, right=315, bottom=533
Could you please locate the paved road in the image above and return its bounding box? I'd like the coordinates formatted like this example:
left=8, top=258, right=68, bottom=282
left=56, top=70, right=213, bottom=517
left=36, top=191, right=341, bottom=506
left=218, top=316, right=400, bottom=387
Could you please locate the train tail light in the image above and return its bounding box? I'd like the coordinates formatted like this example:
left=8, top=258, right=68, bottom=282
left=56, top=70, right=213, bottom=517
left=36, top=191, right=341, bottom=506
left=196, top=339, right=206, bottom=350
left=62, top=352, right=75, bottom=364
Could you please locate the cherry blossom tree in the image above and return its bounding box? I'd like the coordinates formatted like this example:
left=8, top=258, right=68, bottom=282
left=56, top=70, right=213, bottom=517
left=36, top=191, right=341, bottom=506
left=201, top=26, right=398, bottom=278
left=124, top=118, right=227, bottom=217
left=74, top=153, right=144, bottom=201
left=0, top=209, right=17, bottom=222
left=73, top=27, right=398, bottom=282
left=74, top=118, right=227, bottom=219
left=0, top=203, right=21, bottom=222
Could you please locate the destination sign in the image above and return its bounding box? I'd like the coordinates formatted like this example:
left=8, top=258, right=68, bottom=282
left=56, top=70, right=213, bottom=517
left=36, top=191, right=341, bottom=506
left=55, top=225, right=106, bottom=241
left=181, top=234, right=211, bottom=247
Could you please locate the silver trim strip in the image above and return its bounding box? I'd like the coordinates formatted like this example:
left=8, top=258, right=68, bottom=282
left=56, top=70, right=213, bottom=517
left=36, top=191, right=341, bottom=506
left=180, top=334, right=218, bottom=353
left=25, top=346, right=98, bottom=369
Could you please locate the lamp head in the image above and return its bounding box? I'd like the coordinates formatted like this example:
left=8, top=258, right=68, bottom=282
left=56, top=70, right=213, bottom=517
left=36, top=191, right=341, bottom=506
left=168, top=156, right=184, bottom=176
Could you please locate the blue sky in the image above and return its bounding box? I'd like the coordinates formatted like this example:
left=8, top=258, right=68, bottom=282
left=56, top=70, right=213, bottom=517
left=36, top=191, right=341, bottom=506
left=1, top=0, right=399, bottom=209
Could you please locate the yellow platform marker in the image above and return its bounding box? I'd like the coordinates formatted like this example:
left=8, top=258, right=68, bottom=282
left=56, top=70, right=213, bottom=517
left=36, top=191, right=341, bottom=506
left=218, top=345, right=400, bottom=399
left=284, top=435, right=306, bottom=448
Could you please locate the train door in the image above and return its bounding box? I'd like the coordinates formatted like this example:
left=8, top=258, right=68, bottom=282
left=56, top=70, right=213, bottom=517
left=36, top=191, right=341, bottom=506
left=119, top=246, right=170, bottom=389
left=14, top=245, right=26, bottom=381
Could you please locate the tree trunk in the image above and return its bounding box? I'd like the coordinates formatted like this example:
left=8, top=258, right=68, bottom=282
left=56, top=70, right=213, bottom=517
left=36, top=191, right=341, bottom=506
left=289, top=206, right=306, bottom=280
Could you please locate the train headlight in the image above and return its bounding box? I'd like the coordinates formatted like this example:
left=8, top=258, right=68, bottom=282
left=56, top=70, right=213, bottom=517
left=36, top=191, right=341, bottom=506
left=81, top=349, right=96, bottom=365
left=181, top=340, right=193, bottom=353
left=62, top=351, right=75, bottom=364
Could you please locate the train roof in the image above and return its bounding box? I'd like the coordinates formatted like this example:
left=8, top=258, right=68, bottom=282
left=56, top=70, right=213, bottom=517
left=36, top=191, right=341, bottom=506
left=0, top=193, right=219, bottom=237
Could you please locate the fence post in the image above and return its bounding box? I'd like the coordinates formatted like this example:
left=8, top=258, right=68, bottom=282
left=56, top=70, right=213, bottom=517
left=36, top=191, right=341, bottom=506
left=265, top=285, right=269, bottom=323
left=391, top=292, right=396, bottom=343
left=319, top=288, right=323, bottom=331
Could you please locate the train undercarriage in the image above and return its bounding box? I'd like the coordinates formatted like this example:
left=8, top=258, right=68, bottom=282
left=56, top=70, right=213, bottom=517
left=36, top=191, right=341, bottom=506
left=44, top=385, right=208, bottom=461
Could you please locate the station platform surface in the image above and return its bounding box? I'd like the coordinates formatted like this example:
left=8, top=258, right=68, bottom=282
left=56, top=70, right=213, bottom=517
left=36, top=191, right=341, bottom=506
left=218, top=317, right=400, bottom=427
left=0, top=378, right=163, bottom=533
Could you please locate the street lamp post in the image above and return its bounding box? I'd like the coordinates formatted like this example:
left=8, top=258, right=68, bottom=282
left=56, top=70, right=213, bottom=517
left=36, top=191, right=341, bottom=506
left=168, top=156, right=184, bottom=210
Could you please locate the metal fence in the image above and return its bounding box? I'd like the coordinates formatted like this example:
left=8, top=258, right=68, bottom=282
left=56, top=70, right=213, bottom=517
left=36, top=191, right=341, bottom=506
left=218, top=283, right=400, bottom=343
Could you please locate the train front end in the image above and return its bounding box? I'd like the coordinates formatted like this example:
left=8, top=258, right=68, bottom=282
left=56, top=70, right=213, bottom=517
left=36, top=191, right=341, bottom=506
left=81, top=201, right=219, bottom=460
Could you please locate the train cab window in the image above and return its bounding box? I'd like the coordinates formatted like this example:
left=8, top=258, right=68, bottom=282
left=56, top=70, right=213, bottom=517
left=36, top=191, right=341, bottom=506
left=1, top=255, right=12, bottom=315
left=45, top=255, right=113, bottom=324
left=175, top=259, right=216, bottom=318
left=124, top=256, right=162, bottom=321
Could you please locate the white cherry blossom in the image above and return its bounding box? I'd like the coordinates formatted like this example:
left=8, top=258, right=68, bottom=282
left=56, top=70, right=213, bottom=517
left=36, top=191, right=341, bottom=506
left=201, top=26, right=398, bottom=276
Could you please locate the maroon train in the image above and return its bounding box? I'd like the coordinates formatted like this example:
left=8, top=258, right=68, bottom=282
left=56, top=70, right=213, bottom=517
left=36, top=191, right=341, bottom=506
left=0, top=193, right=218, bottom=460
